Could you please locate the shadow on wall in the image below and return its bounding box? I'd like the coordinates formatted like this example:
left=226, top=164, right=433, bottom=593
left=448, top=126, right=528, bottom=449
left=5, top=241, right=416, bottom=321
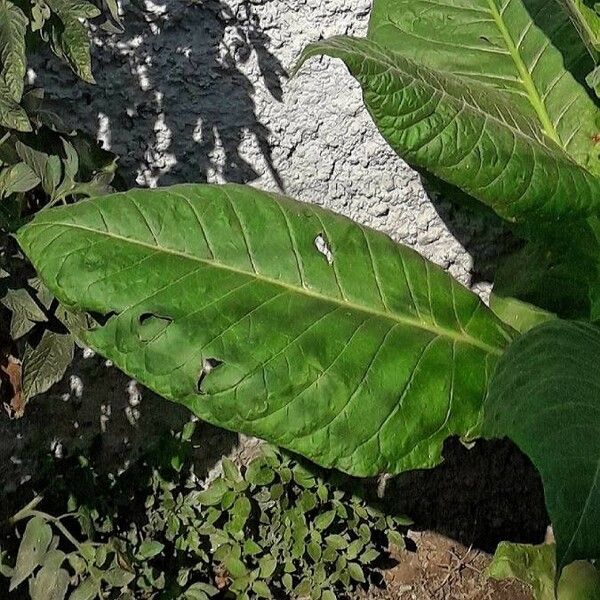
left=41, top=0, right=287, bottom=189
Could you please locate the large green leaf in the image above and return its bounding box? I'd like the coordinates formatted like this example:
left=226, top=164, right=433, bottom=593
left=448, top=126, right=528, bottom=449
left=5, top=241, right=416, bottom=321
left=0, top=0, right=27, bottom=102
left=297, top=36, right=600, bottom=223
left=367, top=0, right=600, bottom=175
left=16, top=184, right=514, bottom=476
left=491, top=216, right=600, bottom=322
left=483, top=320, right=600, bottom=573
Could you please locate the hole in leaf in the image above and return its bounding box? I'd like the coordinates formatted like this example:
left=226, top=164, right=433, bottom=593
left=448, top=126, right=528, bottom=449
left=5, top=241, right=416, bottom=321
left=138, top=313, right=172, bottom=342
left=314, top=233, right=333, bottom=265
left=197, top=357, right=224, bottom=393
left=89, top=311, right=118, bottom=326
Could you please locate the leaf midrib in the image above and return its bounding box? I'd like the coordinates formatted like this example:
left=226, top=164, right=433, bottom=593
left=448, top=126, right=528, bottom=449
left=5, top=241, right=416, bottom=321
left=27, top=219, right=507, bottom=356
left=486, top=0, right=560, bottom=144
left=317, top=38, right=555, bottom=150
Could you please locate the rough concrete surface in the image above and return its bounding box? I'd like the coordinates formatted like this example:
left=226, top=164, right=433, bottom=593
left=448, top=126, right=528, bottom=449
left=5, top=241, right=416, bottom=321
left=4, top=0, right=509, bottom=492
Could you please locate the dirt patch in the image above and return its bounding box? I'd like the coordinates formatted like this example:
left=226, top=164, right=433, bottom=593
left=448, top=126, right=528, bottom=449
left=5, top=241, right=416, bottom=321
left=367, top=531, right=533, bottom=600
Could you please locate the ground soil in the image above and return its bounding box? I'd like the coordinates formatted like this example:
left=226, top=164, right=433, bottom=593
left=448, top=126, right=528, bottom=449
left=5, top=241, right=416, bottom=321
left=366, top=531, right=533, bottom=600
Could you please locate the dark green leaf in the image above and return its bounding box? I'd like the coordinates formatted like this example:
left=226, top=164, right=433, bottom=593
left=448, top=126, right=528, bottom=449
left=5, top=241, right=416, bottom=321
left=0, top=81, right=30, bottom=130
left=197, top=479, right=228, bottom=506
left=2, top=287, right=47, bottom=339
left=45, top=0, right=100, bottom=83
left=22, top=330, right=74, bottom=402
left=0, top=0, right=27, bottom=101
left=484, top=321, right=600, bottom=573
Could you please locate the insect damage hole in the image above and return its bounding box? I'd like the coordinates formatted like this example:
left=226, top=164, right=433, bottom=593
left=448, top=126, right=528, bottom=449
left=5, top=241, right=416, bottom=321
left=89, top=310, right=118, bottom=327
left=137, top=313, right=173, bottom=342
left=314, top=233, right=333, bottom=265
left=197, top=357, right=224, bottom=393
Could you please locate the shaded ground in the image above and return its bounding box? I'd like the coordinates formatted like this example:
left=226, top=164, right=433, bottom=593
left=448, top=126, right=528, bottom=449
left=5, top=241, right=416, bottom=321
left=0, top=349, right=546, bottom=599
left=366, top=531, right=533, bottom=600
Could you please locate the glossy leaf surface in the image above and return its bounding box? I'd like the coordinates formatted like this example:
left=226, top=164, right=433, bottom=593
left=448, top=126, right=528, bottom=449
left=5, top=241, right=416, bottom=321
left=484, top=320, right=600, bottom=573
left=297, top=36, right=600, bottom=223
left=17, top=184, right=514, bottom=476
left=367, top=0, right=600, bottom=174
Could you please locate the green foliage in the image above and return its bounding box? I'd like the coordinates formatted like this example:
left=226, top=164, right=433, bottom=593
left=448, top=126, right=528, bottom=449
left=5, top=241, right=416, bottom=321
left=483, top=320, right=600, bottom=572
left=16, top=183, right=514, bottom=476
left=489, top=541, right=600, bottom=600
left=13, top=0, right=600, bottom=592
left=488, top=541, right=557, bottom=600
left=0, top=439, right=407, bottom=599
left=0, top=0, right=119, bottom=412
left=297, top=0, right=600, bottom=223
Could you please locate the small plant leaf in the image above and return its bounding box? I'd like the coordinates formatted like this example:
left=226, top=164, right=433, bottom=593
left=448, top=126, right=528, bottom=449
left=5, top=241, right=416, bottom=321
left=45, top=0, right=100, bottom=83
left=29, top=550, right=69, bottom=600
left=22, top=331, right=75, bottom=402
left=136, top=540, right=164, bottom=560
left=10, top=516, right=53, bottom=591
left=0, top=162, right=41, bottom=198
left=16, top=184, right=514, bottom=477
left=347, top=562, right=365, bottom=583
left=2, top=287, right=47, bottom=339
left=484, top=320, right=600, bottom=574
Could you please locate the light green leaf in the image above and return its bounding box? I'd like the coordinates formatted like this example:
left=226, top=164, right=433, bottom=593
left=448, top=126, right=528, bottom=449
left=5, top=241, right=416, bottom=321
left=0, top=0, right=27, bottom=102
left=29, top=550, right=69, bottom=600
left=22, top=330, right=74, bottom=402
left=489, top=542, right=600, bottom=600
left=488, top=542, right=556, bottom=600
left=136, top=540, right=164, bottom=560
left=347, top=562, right=365, bottom=583
left=297, top=36, right=600, bottom=224
left=484, top=320, right=600, bottom=573
left=16, top=183, right=514, bottom=477
left=489, top=292, right=555, bottom=333
left=10, top=516, right=53, bottom=591
left=0, top=162, right=41, bottom=198
left=67, top=576, right=100, bottom=600
left=559, top=561, right=600, bottom=600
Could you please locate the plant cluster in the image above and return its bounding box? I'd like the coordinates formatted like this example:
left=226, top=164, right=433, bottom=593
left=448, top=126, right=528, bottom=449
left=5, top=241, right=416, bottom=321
left=0, top=431, right=407, bottom=599
left=0, top=0, right=120, bottom=416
